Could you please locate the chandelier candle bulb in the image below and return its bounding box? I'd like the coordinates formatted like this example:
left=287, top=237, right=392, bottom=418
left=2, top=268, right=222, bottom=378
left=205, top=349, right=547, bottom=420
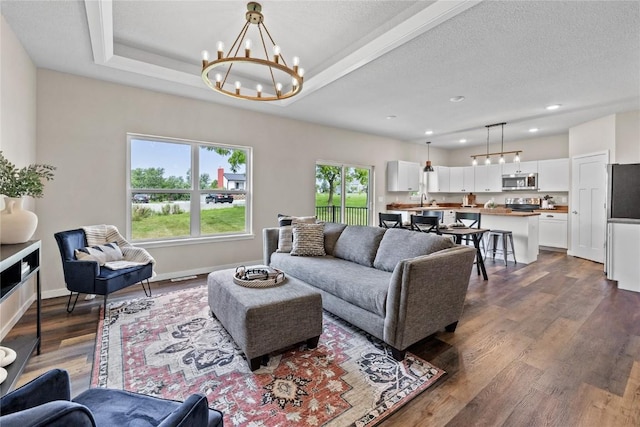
left=244, top=39, right=252, bottom=57
left=256, top=84, right=262, bottom=97
left=298, top=68, right=305, bottom=78
left=273, top=45, right=281, bottom=63
left=201, top=50, right=209, bottom=63
left=276, top=82, right=282, bottom=97
left=216, top=41, right=224, bottom=59
left=235, top=81, right=241, bottom=95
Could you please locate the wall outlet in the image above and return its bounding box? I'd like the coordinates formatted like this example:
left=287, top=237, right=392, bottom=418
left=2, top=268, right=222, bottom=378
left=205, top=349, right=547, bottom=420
left=562, top=197, right=567, bottom=203
left=378, top=196, right=384, bottom=203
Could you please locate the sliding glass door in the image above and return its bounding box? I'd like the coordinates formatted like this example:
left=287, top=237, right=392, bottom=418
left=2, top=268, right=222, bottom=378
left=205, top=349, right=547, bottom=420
left=315, top=163, right=371, bottom=225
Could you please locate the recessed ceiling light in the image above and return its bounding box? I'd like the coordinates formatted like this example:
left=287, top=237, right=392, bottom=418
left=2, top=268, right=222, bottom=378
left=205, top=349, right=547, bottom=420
left=386, top=115, right=397, bottom=120
left=425, top=130, right=434, bottom=135
left=529, top=128, right=539, bottom=133
left=546, top=104, right=561, bottom=110
left=459, top=139, right=467, bottom=143
left=450, top=96, right=466, bottom=103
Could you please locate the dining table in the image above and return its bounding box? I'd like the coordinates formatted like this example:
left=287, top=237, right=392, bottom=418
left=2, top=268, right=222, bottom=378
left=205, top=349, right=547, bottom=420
left=439, top=227, right=489, bottom=280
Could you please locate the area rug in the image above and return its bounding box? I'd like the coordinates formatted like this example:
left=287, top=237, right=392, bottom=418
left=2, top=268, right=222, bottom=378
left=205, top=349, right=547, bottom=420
left=92, top=286, right=445, bottom=426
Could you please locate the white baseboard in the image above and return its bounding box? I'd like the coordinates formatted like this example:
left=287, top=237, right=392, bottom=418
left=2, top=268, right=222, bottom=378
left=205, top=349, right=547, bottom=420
left=42, top=259, right=263, bottom=300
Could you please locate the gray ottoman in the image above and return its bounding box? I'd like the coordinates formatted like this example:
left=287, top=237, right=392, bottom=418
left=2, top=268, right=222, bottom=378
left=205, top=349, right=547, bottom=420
left=207, top=269, right=323, bottom=371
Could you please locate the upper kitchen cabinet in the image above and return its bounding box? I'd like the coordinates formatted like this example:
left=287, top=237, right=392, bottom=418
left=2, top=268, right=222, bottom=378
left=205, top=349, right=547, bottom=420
left=387, top=160, right=420, bottom=192
left=503, top=160, right=538, bottom=175
left=474, top=164, right=503, bottom=192
left=427, top=166, right=450, bottom=193
left=537, top=158, right=570, bottom=192
left=449, top=166, right=475, bottom=192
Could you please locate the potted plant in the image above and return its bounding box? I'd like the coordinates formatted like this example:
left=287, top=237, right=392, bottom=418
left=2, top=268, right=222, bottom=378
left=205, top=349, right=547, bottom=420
left=0, top=151, right=56, bottom=244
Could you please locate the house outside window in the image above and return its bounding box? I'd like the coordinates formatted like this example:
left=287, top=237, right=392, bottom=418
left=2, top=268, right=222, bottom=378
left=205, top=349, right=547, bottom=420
left=127, top=134, right=251, bottom=243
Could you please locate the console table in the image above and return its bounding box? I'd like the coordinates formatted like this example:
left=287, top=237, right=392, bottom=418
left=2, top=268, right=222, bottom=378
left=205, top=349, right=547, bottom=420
left=0, top=240, right=41, bottom=396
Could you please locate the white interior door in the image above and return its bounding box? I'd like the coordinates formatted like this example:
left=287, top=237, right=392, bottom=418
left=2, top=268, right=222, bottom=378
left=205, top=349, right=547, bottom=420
left=569, top=152, right=608, bottom=263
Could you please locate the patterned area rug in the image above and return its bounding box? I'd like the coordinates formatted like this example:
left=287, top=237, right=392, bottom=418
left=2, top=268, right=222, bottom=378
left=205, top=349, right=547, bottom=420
left=92, top=286, right=445, bottom=426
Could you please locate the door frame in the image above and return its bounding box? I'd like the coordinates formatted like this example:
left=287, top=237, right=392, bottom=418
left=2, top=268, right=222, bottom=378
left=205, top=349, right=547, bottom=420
left=568, top=150, right=609, bottom=264
left=315, top=161, right=374, bottom=225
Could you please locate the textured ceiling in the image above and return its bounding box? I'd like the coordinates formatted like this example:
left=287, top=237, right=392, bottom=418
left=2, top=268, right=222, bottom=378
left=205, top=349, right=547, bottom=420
left=2, top=0, right=639, bottom=150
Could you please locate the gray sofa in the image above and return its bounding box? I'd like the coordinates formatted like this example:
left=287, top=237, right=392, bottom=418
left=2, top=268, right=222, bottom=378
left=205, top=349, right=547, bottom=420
left=263, top=223, right=476, bottom=360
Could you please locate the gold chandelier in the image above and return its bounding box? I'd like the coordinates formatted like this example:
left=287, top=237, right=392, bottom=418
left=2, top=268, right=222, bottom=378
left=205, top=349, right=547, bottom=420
left=200, top=2, right=304, bottom=101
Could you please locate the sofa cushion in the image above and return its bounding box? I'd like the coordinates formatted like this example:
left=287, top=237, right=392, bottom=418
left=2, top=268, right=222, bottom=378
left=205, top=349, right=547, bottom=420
left=291, top=223, right=326, bottom=256
left=276, top=216, right=317, bottom=253
left=333, top=225, right=386, bottom=267
left=373, top=228, right=456, bottom=272
left=270, top=253, right=391, bottom=316
left=322, top=222, right=347, bottom=256
left=74, top=243, right=123, bottom=266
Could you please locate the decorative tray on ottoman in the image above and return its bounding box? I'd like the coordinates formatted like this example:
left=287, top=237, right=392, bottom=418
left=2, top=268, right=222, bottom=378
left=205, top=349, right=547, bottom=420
left=233, top=265, right=286, bottom=288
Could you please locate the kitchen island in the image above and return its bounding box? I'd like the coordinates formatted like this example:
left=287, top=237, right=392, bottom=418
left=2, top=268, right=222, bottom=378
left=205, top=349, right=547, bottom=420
left=387, top=205, right=540, bottom=264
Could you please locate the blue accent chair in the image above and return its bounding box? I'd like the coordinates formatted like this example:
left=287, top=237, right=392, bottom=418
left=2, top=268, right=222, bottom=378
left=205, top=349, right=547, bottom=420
left=54, top=229, right=153, bottom=314
left=0, top=369, right=223, bottom=426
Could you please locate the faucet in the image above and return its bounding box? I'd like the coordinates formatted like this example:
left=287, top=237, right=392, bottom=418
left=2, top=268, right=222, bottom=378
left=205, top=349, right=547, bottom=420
left=420, top=193, right=427, bottom=207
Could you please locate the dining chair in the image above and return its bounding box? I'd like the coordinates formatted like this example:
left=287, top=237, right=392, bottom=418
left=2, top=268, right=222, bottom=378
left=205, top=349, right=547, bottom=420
left=454, top=211, right=485, bottom=254
left=378, top=212, right=406, bottom=229
left=420, top=210, right=443, bottom=222
left=410, top=215, right=441, bottom=234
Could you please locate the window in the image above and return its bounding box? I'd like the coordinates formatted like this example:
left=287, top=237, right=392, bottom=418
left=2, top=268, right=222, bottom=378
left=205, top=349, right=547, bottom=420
left=315, top=163, right=372, bottom=225
left=127, top=134, right=251, bottom=242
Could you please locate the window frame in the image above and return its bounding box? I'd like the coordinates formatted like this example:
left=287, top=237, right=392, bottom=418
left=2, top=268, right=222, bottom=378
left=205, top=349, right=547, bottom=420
left=126, top=133, right=253, bottom=246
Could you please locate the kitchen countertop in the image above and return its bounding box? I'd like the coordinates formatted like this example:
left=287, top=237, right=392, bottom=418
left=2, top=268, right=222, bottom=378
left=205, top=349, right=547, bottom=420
left=386, top=204, right=541, bottom=217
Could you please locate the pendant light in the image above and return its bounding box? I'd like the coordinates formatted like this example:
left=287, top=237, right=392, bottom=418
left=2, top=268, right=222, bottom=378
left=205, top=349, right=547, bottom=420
left=423, top=141, right=434, bottom=172
left=499, top=123, right=505, bottom=164
left=484, top=127, right=491, bottom=165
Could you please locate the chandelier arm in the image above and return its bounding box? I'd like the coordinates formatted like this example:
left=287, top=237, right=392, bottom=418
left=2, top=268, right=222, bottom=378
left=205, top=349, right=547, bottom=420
left=228, top=21, right=251, bottom=58
left=261, top=23, right=287, bottom=67
left=257, top=25, right=278, bottom=94
left=220, top=23, right=250, bottom=89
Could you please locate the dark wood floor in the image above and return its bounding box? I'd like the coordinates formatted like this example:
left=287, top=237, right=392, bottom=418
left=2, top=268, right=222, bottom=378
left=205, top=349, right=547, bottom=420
left=6, top=250, right=640, bottom=426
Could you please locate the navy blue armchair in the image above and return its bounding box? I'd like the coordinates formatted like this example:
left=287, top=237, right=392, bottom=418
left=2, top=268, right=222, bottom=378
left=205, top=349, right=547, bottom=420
left=54, top=229, right=153, bottom=314
left=0, top=369, right=223, bottom=426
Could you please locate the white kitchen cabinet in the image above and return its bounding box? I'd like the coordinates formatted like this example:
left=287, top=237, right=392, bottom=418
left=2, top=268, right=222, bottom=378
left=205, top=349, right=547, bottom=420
left=474, top=164, right=503, bottom=192
left=387, top=160, right=420, bottom=192
left=503, top=160, right=538, bottom=175
left=449, top=166, right=475, bottom=192
left=538, top=158, right=569, bottom=192
left=427, top=166, right=450, bottom=193
left=539, top=212, right=568, bottom=248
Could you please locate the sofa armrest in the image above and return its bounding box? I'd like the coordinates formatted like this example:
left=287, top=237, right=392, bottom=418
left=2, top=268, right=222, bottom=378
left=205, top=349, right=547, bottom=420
left=62, top=260, right=99, bottom=294
left=0, top=368, right=71, bottom=415
left=383, top=245, right=476, bottom=350
left=263, top=227, right=280, bottom=266
left=157, top=394, right=209, bottom=427
left=0, top=401, right=95, bottom=427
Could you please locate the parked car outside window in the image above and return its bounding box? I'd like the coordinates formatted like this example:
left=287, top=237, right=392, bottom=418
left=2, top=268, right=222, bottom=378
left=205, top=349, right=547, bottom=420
left=206, top=193, right=234, bottom=204
left=132, top=194, right=150, bottom=203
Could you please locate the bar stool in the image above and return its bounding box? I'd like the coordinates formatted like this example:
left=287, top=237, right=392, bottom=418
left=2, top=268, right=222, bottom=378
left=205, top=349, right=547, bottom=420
left=485, top=230, right=517, bottom=265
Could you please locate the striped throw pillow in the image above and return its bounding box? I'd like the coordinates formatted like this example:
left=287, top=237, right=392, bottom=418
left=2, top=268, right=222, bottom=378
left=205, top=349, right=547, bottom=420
left=291, top=223, right=326, bottom=257
left=75, top=242, right=123, bottom=265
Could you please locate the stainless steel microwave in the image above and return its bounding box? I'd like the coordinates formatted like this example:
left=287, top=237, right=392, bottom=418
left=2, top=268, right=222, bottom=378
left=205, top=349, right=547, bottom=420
left=502, top=173, right=538, bottom=191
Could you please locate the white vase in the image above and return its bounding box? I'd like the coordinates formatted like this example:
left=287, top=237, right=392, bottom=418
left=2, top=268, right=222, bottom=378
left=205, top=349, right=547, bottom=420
left=1, top=197, right=38, bottom=244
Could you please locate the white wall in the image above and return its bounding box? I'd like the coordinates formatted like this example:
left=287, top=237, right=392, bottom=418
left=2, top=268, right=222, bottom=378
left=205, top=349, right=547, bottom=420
left=35, top=69, right=421, bottom=298
left=0, top=15, right=38, bottom=339
left=569, top=114, right=616, bottom=159
left=615, top=110, right=640, bottom=163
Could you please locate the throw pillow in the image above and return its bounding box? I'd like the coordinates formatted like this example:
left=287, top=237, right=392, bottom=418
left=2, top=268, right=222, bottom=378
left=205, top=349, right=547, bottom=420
left=75, top=242, right=123, bottom=266
left=373, top=228, right=455, bottom=272
left=276, top=215, right=318, bottom=253
left=291, top=223, right=326, bottom=256
left=277, top=214, right=316, bottom=227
